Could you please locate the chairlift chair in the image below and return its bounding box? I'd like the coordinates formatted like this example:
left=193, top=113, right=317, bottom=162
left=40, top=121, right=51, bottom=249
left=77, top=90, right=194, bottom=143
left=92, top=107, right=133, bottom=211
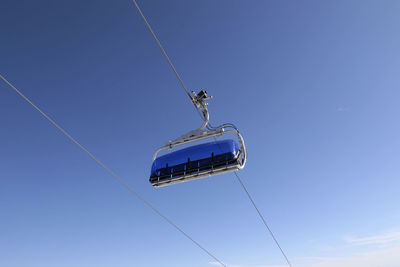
left=149, top=90, right=247, bottom=187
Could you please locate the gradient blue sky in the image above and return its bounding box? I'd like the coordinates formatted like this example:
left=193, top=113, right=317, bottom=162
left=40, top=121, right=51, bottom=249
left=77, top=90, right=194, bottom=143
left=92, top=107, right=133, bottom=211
left=1, top=1, right=400, bottom=266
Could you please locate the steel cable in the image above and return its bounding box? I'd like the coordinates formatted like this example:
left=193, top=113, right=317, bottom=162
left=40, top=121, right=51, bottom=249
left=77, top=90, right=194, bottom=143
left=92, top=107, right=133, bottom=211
left=234, top=172, right=292, bottom=267
left=0, top=74, right=227, bottom=267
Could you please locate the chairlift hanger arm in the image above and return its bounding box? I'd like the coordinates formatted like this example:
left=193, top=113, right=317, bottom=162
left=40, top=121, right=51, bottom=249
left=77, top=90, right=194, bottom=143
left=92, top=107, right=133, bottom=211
left=150, top=89, right=246, bottom=187
left=152, top=91, right=247, bottom=171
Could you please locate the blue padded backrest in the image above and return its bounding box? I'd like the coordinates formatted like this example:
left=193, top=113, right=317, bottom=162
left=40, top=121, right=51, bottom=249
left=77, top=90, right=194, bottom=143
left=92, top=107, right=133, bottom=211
left=151, top=139, right=240, bottom=175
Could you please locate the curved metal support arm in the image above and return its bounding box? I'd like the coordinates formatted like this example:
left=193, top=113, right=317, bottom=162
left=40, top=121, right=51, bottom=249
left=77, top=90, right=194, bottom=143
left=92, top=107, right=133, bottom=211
left=199, top=104, right=209, bottom=130
left=224, top=130, right=247, bottom=169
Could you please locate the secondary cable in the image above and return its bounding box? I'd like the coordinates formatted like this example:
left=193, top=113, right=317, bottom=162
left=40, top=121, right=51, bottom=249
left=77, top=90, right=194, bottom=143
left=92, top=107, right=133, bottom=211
left=212, top=135, right=292, bottom=267
left=234, top=172, right=292, bottom=267
left=0, top=74, right=226, bottom=267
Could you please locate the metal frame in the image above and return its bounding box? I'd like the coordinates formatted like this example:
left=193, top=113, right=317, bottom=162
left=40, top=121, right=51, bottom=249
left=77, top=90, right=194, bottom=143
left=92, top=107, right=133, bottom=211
left=151, top=90, right=247, bottom=187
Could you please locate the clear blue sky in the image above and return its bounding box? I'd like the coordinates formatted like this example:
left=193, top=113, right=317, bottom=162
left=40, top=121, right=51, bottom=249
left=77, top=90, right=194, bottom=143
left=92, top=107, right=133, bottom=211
left=1, top=1, right=400, bottom=266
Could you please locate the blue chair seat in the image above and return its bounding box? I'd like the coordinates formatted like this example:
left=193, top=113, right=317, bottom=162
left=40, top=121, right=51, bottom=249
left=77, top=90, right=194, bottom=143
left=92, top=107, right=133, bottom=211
left=150, top=139, right=240, bottom=184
